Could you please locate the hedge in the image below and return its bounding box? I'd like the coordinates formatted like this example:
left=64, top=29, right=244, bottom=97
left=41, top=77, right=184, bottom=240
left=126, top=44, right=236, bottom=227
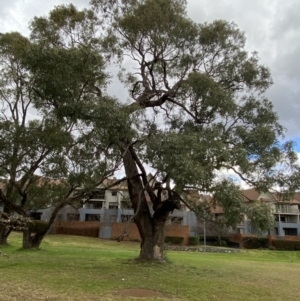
left=165, top=236, right=184, bottom=245
left=242, top=237, right=269, bottom=249
left=56, top=225, right=100, bottom=237
left=28, top=220, right=48, bottom=233
left=188, top=236, right=199, bottom=246
left=272, top=240, right=300, bottom=250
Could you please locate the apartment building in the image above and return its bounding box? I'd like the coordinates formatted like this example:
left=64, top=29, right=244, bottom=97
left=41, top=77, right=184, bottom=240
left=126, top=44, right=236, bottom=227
left=227, top=188, right=300, bottom=237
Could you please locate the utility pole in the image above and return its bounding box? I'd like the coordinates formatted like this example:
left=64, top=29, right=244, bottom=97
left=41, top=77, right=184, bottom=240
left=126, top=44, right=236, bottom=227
left=203, top=218, right=206, bottom=253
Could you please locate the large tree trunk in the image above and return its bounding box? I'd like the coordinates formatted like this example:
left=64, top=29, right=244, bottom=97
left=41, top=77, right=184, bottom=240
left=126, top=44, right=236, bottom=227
left=21, top=197, right=71, bottom=249
left=0, top=193, right=27, bottom=245
left=22, top=228, right=45, bottom=249
left=120, top=141, right=178, bottom=261
left=0, top=206, right=13, bottom=245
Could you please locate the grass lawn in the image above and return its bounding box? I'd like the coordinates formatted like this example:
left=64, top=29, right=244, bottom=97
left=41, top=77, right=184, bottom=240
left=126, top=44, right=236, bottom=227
left=1, top=232, right=300, bottom=301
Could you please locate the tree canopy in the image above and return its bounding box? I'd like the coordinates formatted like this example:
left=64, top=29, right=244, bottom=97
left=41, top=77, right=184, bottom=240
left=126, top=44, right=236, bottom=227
left=0, top=30, right=122, bottom=248
left=1, top=0, right=299, bottom=259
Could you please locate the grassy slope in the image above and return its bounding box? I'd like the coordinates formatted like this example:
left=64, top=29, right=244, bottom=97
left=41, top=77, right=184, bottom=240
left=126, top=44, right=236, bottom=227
left=0, top=232, right=300, bottom=301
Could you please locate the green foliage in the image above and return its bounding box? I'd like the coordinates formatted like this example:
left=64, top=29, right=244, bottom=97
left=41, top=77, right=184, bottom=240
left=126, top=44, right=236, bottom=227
left=272, top=240, right=300, bottom=251
left=24, top=0, right=300, bottom=205
left=246, top=201, right=274, bottom=233
left=0, top=24, right=123, bottom=248
left=28, top=220, right=48, bottom=234
left=188, top=236, right=199, bottom=246
left=268, top=245, right=277, bottom=250
left=220, top=240, right=227, bottom=247
left=212, top=240, right=227, bottom=247
left=242, top=237, right=269, bottom=249
left=165, top=236, right=184, bottom=245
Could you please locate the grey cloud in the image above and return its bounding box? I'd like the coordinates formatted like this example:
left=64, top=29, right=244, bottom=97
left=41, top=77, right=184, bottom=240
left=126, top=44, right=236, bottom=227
left=187, top=0, right=300, bottom=139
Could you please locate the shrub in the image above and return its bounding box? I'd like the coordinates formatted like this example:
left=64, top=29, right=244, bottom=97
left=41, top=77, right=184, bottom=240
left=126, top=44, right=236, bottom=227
left=242, top=238, right=259, bottom=249
left=165, top=236, right=184, bottom=245
left=242, top=237, right=268, bottom=249
left=220, top=240, right=227, bottom=247
left=188, top=236, right=199, bottom=246
left=212, top=240, right=227, bottom=247
left=258, top=237, right=269, bottom=248
left=272, top=240, right=300, bottom=251
left=28, top=220, right=48, bottom=233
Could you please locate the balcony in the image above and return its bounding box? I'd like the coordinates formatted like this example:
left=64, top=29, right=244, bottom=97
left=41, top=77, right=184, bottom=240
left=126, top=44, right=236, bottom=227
left=274, top=209, right=300, bottom=215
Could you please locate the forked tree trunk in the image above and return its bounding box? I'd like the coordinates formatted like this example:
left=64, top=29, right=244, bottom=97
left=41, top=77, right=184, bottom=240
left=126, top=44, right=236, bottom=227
left=0, top=205, right=13, bottom=245
left=134, top=210, right=167, bottom=260
left=134, top=206, right=167, bottom=261
left=22, top=229, right=45, bottom=249
left=121, top=141, right=176, bottom=261
left=0, top=224, right=12, bottom=245
left=21, top=198, right=71, bottom=249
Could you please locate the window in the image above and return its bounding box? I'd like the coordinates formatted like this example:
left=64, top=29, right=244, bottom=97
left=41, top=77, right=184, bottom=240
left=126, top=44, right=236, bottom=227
left=111, top=191, right=117, bottom=196
left=171, top=217, right=183, bottom=225
left=30, top=212, right=42, bottom=220
left=91, top=190, right=105, bottom=199
left=67, top=213, right=79, bottom=221
left=280, top=216, right=286, bottom=222
left=110, top=215, right=116, bottom=222
left=85, top=214, right=100, bottom=221
left=121, top=215, right=134, bottom=223
left=238, top=228, right=245, bottom=234
left=283, top=228, right=297, bottom=236
left=93, top=202, right=103, bottom=209
left=109, top=202, right=118, bottom=209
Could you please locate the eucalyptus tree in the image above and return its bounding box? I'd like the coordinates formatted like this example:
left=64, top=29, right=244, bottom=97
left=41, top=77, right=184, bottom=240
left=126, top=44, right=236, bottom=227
left=0, top=30, right=121, bottom=248
left=27, top=0, right=300, bottom=259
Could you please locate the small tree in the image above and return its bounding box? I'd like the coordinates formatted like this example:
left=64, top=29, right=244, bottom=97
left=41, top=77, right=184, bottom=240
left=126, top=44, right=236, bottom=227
left=246, top=201, right=275, bottom=236
left=0, top=31, right=122, bottom=248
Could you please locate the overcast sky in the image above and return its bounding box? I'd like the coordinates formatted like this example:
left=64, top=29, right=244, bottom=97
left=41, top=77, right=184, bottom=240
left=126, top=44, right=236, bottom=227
left=1, top=0, right=300, bottom=148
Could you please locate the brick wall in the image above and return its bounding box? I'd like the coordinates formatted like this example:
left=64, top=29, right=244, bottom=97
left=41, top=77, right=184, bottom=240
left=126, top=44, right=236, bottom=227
left=54, top=221, right=102, bottom=238
left=166, top=224, right=190, bottom=245
left=111, top=223, right=141, bottom=241
left=111, top=223, right=190, bottom=245
left=53, top=221, right=190, bottom=245
left=285, top=235, right=300, bottom=241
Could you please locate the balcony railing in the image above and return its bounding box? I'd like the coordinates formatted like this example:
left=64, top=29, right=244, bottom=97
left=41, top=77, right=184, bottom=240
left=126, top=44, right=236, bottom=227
left=275, top=220, right=298, bottom=224
left=274, top=209, right=300, bottom=214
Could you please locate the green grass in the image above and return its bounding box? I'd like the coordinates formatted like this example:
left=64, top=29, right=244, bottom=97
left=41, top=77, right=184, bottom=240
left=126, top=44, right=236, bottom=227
left=1, top=233, right=300, bottom=301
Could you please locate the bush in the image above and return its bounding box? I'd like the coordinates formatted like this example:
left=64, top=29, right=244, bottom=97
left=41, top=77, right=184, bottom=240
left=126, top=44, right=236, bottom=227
left=165, top=236, right=184, bottom=245
left=258, top=237, right=269, bottom=248
left=212, top=240, right=227, bottom=247
left=28, top=220, right=48, bottom=233
left=220, top=240, right=227, bottom=247
left=272, top=240, right=300, bottom=251
left=188, top=236, right=199, bottom=246
left=242, top=237, right=268, bottom=249
left=57, top=225, right=99, bottom=237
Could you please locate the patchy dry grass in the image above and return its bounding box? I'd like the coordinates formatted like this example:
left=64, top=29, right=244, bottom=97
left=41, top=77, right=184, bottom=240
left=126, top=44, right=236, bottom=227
left=1, top=232, right=300, bottom=301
